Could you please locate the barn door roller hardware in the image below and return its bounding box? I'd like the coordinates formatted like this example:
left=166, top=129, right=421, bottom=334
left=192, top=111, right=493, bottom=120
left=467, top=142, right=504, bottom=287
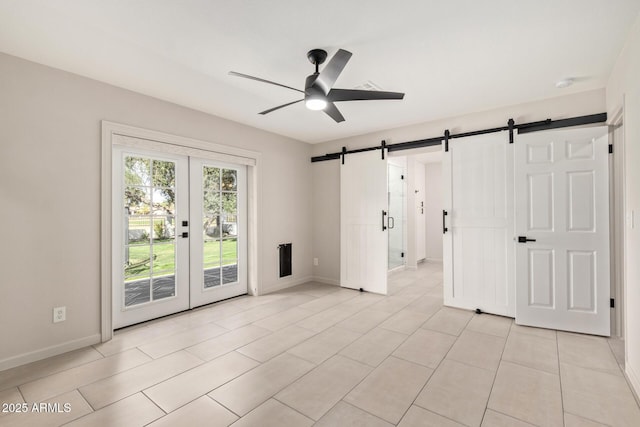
left=444, top=130, right=450, bottom=153
left=311, top=113, right=607, bottom=162
left=508, top=118, right=515, bottom=144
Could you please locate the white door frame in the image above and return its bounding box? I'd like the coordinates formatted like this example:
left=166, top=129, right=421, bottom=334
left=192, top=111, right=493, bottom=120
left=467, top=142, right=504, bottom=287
left=610, top=107, right=625, bottom=338
left=101, top=121, right=262, bottom=342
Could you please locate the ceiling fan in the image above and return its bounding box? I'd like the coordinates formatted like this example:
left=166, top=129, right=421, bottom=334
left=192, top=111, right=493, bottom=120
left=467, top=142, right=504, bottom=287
left=229, top=48, right=405, bottom=123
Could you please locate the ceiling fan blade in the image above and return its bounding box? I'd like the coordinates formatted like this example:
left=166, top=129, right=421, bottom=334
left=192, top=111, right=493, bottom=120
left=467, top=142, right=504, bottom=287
left=259, top=99, right=304, bottom=115
left=229, top=71, right=305, bottom=94
left=328, top=89, right=405, bottom=102
left=323, top=102, right=345, bottom=123
left=315, top=49, right=352, bottom=94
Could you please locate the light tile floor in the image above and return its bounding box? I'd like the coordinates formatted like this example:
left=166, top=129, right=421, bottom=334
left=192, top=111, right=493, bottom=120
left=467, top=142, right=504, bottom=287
left=1, top=262, right=638, bottom=426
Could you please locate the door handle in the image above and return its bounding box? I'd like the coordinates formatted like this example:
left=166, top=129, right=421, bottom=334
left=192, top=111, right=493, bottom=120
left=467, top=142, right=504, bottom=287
left=382, top=210, right=387, bottom=231
left=179, top=232, right=189, bottom=238
left=517, top=236, right=536, bottom=243
left=388, top=216, right=395, bottom=229
left=442, top=210, right=448, bottom=234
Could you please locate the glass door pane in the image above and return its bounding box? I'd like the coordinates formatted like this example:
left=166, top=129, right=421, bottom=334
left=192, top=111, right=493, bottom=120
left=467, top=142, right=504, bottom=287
left=190, top=159, right=247, bottom=308
left=123, top=156, right=178, bottom=306
left=388, top=163, right=404, bottom=270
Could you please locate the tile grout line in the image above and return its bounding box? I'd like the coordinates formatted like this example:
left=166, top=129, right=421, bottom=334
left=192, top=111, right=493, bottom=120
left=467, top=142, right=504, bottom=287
left=269, top=396, right=317, bottom=424
left=281, top=321, right=417, bottom=424
left=207, top=394, right=242, bottom=418
left=478, top=319, right=511, bottom=427
left=397, top=308, right=475, bottom=426
left=556, top=331, right=567, bottom=427
left=1, top=348, right=106, bottom=391
left=141, top=389, right=168, bottom=416
left=15, top=385, right=27, bottom=405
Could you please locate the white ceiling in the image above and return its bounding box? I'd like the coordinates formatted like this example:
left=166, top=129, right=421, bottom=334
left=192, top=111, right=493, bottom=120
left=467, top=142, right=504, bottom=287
left=0, top=1, right=638, bottom=144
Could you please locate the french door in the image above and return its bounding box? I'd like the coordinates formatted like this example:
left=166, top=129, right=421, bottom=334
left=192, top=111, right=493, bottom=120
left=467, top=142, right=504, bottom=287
left=112, top=145, right=246, bottom=328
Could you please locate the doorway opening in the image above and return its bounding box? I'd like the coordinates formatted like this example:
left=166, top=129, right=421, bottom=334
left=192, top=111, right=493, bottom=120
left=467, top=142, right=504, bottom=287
left=388, top=161, right=405, bottom=271
left=387, top=148, right=443, bottom=274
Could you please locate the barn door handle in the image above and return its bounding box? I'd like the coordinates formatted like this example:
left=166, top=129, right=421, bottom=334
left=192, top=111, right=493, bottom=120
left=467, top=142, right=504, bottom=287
left=382, top=210, right=387, bottom=231
left=442, top=210, right=448, bottom=234
left=517, top=236, right=536, bottom=243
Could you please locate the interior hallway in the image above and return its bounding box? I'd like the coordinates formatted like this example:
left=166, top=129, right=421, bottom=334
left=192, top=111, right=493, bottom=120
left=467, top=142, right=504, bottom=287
left=0, top=262, right=637, bottom=426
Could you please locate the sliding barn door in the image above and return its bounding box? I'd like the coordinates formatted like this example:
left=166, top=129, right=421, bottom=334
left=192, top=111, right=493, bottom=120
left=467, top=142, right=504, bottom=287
left=514, top=126, right=610, bottom=335
left=341, top=149, right=388, bottom=294
left=443, top=132, right=515, bottom=316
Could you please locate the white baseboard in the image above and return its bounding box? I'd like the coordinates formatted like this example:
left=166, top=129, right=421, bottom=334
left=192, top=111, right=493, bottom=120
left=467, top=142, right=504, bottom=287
left=0, top=334, right=102, bottom=372
left=311, top=276, right=339, bottom=286
left=426, top=257, right=443, bottom=263
left=626, top=364, right=640, bottom=404
left=261, top=275, right=315, bottom=295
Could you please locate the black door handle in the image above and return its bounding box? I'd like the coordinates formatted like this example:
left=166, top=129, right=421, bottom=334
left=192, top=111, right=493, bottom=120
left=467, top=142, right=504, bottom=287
left=518, top=236, right=536, bottom=243
left=442, top=210, right=448, bottom=234
left=382, top=210, right=387, bottom=231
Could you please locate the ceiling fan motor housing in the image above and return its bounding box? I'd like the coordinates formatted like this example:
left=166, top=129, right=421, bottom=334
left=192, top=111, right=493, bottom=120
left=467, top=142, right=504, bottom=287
left=305, top=74, right=325, bottom=96
left=307, top=49, right=328, bottom=65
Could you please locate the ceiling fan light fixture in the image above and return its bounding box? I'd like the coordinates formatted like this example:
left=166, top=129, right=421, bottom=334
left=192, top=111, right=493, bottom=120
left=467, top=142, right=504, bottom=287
left=305, top=97, right=327, bottom=111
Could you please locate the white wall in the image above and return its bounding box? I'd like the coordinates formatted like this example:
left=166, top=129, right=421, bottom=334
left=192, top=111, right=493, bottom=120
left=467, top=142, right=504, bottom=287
left=606, top=12, right=640, bottom=397
left=311, top=161, right=340, bottom=284
left=414, top=162, right=426, bottom=262
left=0, top=53, right=313, bottom=369
left=424, top=162, right=443, bottom=261
left=312, top=89, right=606, bottom=283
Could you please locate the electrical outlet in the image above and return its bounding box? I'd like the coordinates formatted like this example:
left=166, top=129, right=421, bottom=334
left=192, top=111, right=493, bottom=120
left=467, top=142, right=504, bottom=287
left=53, top=306, right=66, bottom=323
left=313, top=257, right=319, bottom=266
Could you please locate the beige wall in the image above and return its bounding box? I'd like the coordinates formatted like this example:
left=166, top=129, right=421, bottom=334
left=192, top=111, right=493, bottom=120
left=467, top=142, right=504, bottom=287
left=0, top=53, right=313, bottom=368
left=311, top=89, right=606, bottom=283
left=606, top=13, right=640, bottom=396
left=424, top=162, right=443, bottom=261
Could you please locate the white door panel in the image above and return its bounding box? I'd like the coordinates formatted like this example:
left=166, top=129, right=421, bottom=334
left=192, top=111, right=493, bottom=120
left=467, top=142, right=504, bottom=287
left=189, top=158, right=247, bottom=308
left=515, top=126, right=610, bottom=336
left=341, top=150, right=388, bottom=294
left=443, top=132, right=515, bottom=316
left=112, top=147, right=190, bottom=328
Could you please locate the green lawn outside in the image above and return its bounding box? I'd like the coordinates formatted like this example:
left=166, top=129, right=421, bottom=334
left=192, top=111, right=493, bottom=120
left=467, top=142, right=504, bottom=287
left=125, top=238, right=237, bottom=280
